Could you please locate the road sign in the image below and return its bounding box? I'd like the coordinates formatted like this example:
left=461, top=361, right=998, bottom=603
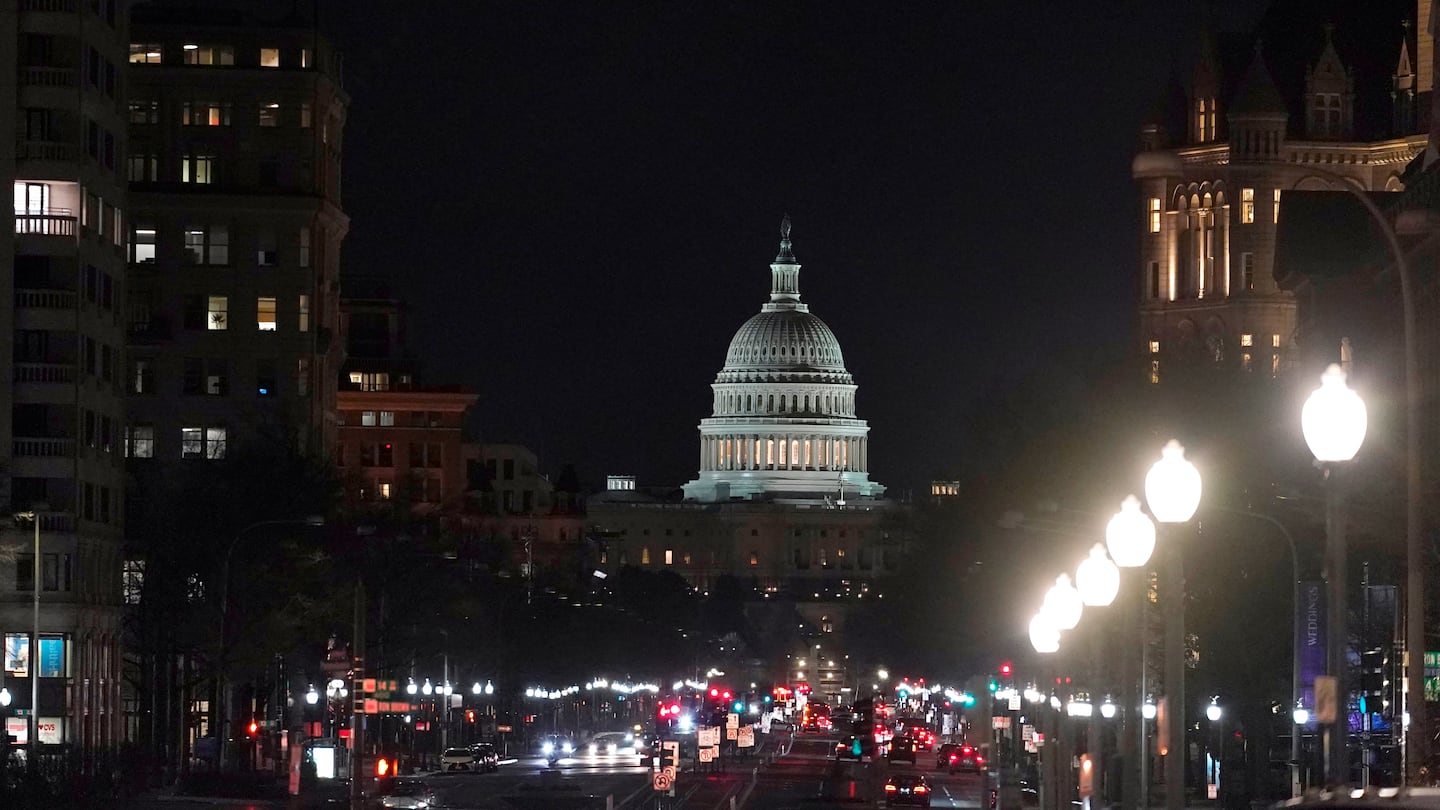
left=727, top=713, right=739, bottom=728
left=726, top=726, right=738, bottom=741
left=653, top=772, right=672, bottom=791
left=1009, top=694, right=1021, bottom=711
left=738, top=726, right=755, bottom=748
left=992, top=716, right=1011, bottom=729
left=699, top=747, right=713, bottom=763
left=700, top=727, right=719, bottom=746
left=1315, top=675, right=1339, bottom=723
left=662, top=765, right=676, bottom=782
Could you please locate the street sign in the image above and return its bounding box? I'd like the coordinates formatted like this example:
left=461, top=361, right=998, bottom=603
left=738, top=726, right=755, bottom=748
left=653, top=772, right=672, bottom=791
left=992, top=716, right=1011, bottom=729
left=726, top=713, right=739, bottom=728
left=726, top=726, right=738, bottom=741
left=1008, top=694, right=1021, bottom=711
left=1023, top=725, right=1035, bottom=741
left=699, top=727, right=719, bottom=746
left=662, top=765, right=676, bottom=782
left=497, top=725, right=513, bottom=733
left=699, top=747, right=714, bottom=763
left=1315, top=676, right=1338, bottom=723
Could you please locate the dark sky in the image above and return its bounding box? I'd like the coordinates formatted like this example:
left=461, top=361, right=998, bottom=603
left=318, top=1, right=1276, bottom=495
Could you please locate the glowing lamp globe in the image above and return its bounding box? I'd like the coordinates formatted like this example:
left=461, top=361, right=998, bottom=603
left=1293, top=707, right=1309, bottom=725
left=1106, top=495, right=1156, bottom=567
left=305, top=685, right=319, bottom=705
left=1302, top=364, right=1367, bottom=463
left=1145, top=440, right=1202, bottom=523
left=1042, top=574, right=1084, bottom=630
left=1029, top=613, right=1060, bottom=654
left=1100, top=700, right=1117, bottom=719
left=1076, top=544, right=1120, bottom=606
left=0, top=687, right=10, bottom=707
left=1205, top=702, right=1222, bottom=722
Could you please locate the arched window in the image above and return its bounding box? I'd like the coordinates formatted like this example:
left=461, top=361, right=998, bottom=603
left=778, top=396, right=786, bottom=413
left=804, top=395, right=810, bottom=412
left=768, top=395, right=774, bottom=412
left=779, top=439, right=787, bottom=466
left=790, top=439, right=800, bottom=465
left=745, top=394, right=752, bottom=412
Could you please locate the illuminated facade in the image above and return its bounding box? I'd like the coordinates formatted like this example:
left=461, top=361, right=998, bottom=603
left=1133, top=8, right=1430, bottom=382
left=3, top=0, right=130, bottom=750
left=683, top=217, right=885, bottom=502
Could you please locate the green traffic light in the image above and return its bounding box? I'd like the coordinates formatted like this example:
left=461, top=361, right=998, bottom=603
left=988, top=680, right=998, bottom=693
left=851, top=738, right=863, bottom=756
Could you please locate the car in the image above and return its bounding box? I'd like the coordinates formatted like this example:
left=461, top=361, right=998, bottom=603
left=884, top=773, right=933, bottom=807
left=440, top=746, right=475, bottom=771
left=540, top=735, right=575, bottom=759
left=889, top=736, right=918, bottom=763
left=380, top=777, right=438, bottom=809
left=835, top=735, right=869, bottom=761
left=468, top=742, right=499, bottom=772
left=938, top=743, right=984, bottom=773
left=587, top=731, right=640, bottom=759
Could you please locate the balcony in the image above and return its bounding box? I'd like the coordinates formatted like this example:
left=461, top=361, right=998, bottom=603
left=14, top=363, right=76, bottom=384
left=16, top=139, right=78, bottom=162
left=128, top=317, right=174, bottom=345
left=16, top=289, right=76, bottom=310
left=19, top=0, right=79, bottom=11
left=13, top=437, right=74, bottom=458
left=19, top=66, right=77, bottom=88
left=15, top=211, right=77, bottom=238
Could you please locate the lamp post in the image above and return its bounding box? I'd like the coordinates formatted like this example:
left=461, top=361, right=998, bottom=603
left=1302, top=364, right=1367, bottom=787
left=12, top=511, right=42, bottom=764
left=1144, top=440, right=1202, bottom=810
left=1205, top=699, right=1223, bottom=801
left=1107, top=495, right=1157, bottom=810
left=1076, top=547, right=1120, bottom=809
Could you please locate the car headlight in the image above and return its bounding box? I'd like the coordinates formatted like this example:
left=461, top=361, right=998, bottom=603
left=588, top=744, right=597, bottom=755
left=608, top=743, right=617, bottom=755
left=542, top=742, right=554, bottom=754
left=562, top=742, right=574, bottom=753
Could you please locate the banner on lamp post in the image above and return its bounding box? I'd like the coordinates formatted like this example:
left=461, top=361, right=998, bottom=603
left=1297, top=580, right=1326, bottom=718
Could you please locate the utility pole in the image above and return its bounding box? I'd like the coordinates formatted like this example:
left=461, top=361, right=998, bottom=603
left=350, top=577, right=365, bottom=810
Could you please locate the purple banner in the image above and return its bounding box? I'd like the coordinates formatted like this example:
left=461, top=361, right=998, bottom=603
left=1298, top=580, right=1325, bottom=723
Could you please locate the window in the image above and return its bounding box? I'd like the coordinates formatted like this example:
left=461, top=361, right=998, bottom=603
left=257, top=297, right=277, bottom=330
left=128, top=154, right=157, bottom=183
left=183, top=101, right=231, bottom=127
left=1149, top=261, right=1161, bottom=299
left=298, top=294, right=310, bottom=332
left=1151, top=359, right=1161, bottom=385
left=129, top=43, right=161, bottom=64
left=1240, top=334, right=1253, bottom=347
left=379, top=482, right=392, bottom=499
left=1274, top=189, right=1282, bottom=224
left=126, top=425, right=154, bottom=458
left=300, top=102, right=312, bottom=128
left=380, top=411, right=395, bottom=426
left=183, top=358, right=203, bottom=394
left=410, top=443, right=442, bottom=468
left=4, top=635, right=28, bottom=677
left=299, top=229, right=311, bottom=267
left=182, top=154, right=216, bottom=184
left=1242, top=252, right=1255, bottom=291
left=257, top=230, right=277, bottom=266
left=297, top=357, right=310, bottom=395
left=1148, top=198, right=1161, bottom=233
left=348, top=372, right=390, bottom=392
left=259, top=102, right=280, bottom=127
left=1272, top=334, right=1281, bottom=349
left=1149, top=339, right=1160, bottom=354
left=749, top=551, right=758, bottom=566
left=664, top=549, right=674, bottom=565
left=181, top=427, right=226, bottom=459
left=130, top=358, right=154, bottom=394
left=183, top=44, right=234, bottom=65
left=641, top=548, right=651, bottom=565
left=259, top=47, right=280, bottom=67
left=361, top=411, right=376, bottom=427
left=14, top=555, right=34, bottom=592
left=128, top=100, right=158, bottom=124
left=301, top=48, right=311, bottom=68
left=206, top=359, right=228, bottom=395
left=208, top=296, right=228, bottom=330
left=123, top=560, right=144, bottom=605
left=250, top=358, right=275, bottom=396
left=1241, top=188, right=1255, bottom=224
left=185, top=226, right=228, bottom=264
left=130, top=227, right=156, bottom=263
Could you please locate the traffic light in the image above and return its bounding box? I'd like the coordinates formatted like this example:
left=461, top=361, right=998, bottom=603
left=1360, top=648, right=1388, bottom=714
left=376, top=756, right=392, bottom=779
left=999, top=662, right=1013, bottom=678
left=732, top=701, right=745, bottom=714
left=850, top=737, right=863, bottom=757
left=987, top=679, right=998, bottom=694
left=466, top=709, right=476, bottom=723
left=247, top=720, right=259, bottom=737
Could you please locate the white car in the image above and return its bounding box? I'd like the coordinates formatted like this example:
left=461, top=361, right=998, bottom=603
left=587, top=731, right=638, bottom=759
left=440, top=746, right=475, bottom=771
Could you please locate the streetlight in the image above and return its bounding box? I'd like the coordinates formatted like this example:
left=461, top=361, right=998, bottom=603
left=1076, top=544, right=1120, bottom=607
left=1302, top=363, right=1366, bottom=787
left=306, top=685, right=320, bottom=706
left=1205, top=699, right=1222, bottom=724
left=1042, top=574, right=1084, bottom=630
left=1145, top=439, right=1201, bottom=810
left=1107, top=494, right=1156, bottom=810
left=1106, top=495, right=1156, bottom=568
left=1030, top=613, right=1060, bottom=654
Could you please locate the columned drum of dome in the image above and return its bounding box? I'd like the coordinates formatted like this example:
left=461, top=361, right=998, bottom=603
left=683, top=218, right=885, bottom=502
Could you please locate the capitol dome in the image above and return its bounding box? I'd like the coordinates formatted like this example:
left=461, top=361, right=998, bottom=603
left=683, top=217, right=884, bottom=503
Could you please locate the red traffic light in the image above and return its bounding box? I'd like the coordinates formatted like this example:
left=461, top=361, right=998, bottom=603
left=710, top=688, right=719, bottom=698
left=466, top=709, right=476, bottom=723
left=999, top=662, right=1013, bottom=677
left=376, top=757, right=391, bottom=778
left=247, top=720, right=259, bottom=736
left=722, top=691, right=732, bottom=701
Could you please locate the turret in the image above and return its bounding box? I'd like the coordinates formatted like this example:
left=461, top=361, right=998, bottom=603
left=1305, top=25, right=1354, bottom=140
left=1228, top=44, right=1288, bottom=162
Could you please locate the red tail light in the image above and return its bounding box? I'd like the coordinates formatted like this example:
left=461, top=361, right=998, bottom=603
left=950, top=754, right=959, bottom=762
left=916, top=785, right=930, bottom=794
left=885, top=784, right=898, bottom=793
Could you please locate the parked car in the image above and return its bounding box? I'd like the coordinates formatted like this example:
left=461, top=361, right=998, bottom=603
left=440, top=746, right=475, bottom=771
left=468, top=742, right=500, bottom=772
left=379, top=777, right=438, bottom=808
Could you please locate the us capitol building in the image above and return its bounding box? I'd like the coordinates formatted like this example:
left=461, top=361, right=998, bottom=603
left=587, top=219, right=911, bottom=698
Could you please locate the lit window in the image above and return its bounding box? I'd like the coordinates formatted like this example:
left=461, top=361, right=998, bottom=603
left=298, top=295, right=310, bottom=332
left=182, top=154, right=215, bottom=184
left=1149, top=340, right=1160, bottom=354
left=749, top=551, right=758, bottom=566
left=123, top=560, right=145, bottom=605
left=664, top=550, right=673, bottom=565
left=1272, top=334, right=1281, bottom=349
left=183, top=101, right=231, bottom=126
left=301, top=48, right=311, bottom=68
left=379, top=482, right=392, bottom=499
left=131, top=228, right=156, bottom=263
left=1241, top=188, right=1255, bottom=224
left=125, top=425, right=154, bottom=458
left=380, top=411, right=395, bottom=426
left=1148, top=198, right=1161, bottom=233
left=257, top=297, right=277, bottom=330
left=1150, top=360, right=1161, bottom=385
left=129, top=44, right=162, bottom=64
left=641, top=548, right=651, bottom=565
left=1242, top=253, right=1255, bottom=291
left=128, top=100, right=158, bottom=124
left=361, top=411, right=376, bottom=427
left=260, top=47, right=280, bottom=67
left=1242, top=352, right=1253, bottom=372
left=259, top=102, right=280, bottom=127
left=348, top=372, right=390, bottom=392
left=184, top=226, right=228, bottom=264
left=183, top=44, right=234, bottom=66
left=207, top=296, right=228, bottom=330
left=1240, top=334, right=1253, bottom=347
left=1274, top=189, right=1281, bottom=223
left=205, top=427, right=227, bottom=459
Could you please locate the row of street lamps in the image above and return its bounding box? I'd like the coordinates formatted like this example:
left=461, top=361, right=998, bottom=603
left=1026, top=363, right=1369, bottom=806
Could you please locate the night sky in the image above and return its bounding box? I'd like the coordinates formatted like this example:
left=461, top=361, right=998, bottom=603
left=314, top=1, right=1276, bottom=495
